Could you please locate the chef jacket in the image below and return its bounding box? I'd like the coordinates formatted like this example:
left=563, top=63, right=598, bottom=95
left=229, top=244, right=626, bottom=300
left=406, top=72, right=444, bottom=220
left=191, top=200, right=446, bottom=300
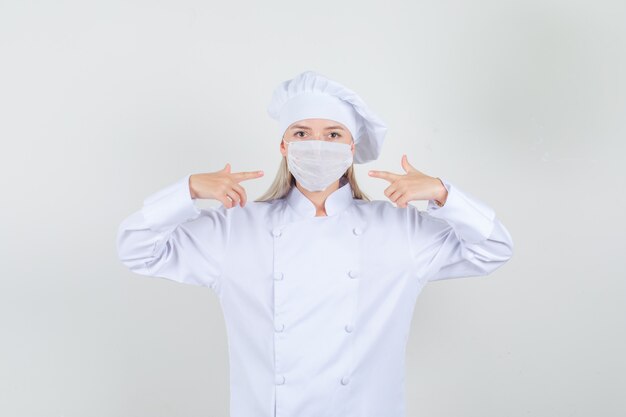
left=116, top=173, right=514, bottom=417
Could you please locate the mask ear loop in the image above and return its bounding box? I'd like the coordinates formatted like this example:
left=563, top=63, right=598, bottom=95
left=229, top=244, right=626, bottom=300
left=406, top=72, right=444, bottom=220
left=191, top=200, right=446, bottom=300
left=281, top=138, right=295, bottom=185
left=283, top=137, right=298, bottom=147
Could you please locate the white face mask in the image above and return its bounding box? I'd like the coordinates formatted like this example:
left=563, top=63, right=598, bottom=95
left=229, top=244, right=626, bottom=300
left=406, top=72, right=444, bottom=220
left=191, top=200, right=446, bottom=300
left=283, top=139, right=353, bottom=192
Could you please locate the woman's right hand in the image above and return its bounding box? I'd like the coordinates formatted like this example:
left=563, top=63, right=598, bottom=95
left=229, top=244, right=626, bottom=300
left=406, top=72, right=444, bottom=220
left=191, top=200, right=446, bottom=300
left=189, top=163, right=264, bottom=208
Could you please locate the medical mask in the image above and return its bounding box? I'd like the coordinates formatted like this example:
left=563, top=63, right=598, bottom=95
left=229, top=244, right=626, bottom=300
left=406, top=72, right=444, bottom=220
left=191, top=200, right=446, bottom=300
left=283, top=139, right=353, bottom=192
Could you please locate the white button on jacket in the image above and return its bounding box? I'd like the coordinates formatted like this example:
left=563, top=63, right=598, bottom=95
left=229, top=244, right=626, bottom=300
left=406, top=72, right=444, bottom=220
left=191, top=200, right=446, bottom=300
left=117, top=173, right=514, bottom=417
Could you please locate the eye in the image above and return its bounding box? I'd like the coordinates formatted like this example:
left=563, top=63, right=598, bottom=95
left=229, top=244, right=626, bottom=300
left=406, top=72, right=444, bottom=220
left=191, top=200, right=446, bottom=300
left=294, top=131, right=306, bottom=137
left=330, top=132, right=342, bottom=139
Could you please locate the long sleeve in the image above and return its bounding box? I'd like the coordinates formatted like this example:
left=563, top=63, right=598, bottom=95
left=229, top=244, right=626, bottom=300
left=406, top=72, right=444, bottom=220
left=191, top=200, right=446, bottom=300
left=116, top=173, right=231, bottom=291
left=407, top=177, right=514, bottom=283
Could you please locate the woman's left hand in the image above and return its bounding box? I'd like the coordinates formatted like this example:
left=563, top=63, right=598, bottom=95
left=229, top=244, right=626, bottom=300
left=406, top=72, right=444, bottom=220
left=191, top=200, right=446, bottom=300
left=368, top=154, right=448, bottom=208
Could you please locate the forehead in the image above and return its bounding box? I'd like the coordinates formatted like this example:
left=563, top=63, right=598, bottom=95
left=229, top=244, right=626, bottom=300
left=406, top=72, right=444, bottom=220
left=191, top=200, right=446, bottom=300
left=287, top=119, right=347, bottom=130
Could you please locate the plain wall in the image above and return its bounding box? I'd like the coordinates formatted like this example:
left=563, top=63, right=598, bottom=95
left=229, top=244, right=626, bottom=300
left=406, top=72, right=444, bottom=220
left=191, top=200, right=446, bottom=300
left=1, top=0, right=624, bottom=416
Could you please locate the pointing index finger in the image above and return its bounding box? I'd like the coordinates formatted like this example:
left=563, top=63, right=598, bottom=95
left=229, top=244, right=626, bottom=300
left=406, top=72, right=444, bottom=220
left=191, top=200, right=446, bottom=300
left=232, top=170, right=265, bottom=182
left=368, top=170, right=400, bottom=183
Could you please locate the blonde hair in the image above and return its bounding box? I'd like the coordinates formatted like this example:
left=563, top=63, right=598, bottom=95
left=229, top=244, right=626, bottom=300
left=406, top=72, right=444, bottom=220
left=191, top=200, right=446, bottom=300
left=255, top=156, right=371, bottom=202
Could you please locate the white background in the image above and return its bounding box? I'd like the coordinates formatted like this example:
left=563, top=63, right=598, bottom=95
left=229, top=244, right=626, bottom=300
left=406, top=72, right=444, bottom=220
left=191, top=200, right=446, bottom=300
left=1, top=0, right=624, bottom=416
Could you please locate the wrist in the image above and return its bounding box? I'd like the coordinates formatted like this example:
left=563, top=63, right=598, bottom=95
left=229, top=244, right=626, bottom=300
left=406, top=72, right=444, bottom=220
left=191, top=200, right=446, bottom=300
left=188, top=175, right=198, bottom=199
left=433, top=177, right=448, bottom=206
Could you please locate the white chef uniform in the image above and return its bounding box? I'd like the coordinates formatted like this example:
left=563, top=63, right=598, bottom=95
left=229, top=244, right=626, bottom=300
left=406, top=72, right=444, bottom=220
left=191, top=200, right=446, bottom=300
left=116, top=170, right=514, bottom=417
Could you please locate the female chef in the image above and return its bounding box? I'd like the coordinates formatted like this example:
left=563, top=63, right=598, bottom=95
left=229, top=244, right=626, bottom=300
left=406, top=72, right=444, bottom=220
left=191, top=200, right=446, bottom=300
left=117, top=70, right=514, bottom=417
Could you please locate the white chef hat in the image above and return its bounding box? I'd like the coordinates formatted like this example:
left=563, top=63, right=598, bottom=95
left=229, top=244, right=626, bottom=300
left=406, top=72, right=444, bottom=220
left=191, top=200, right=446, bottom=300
left=267, top=70, right=388, bottom=164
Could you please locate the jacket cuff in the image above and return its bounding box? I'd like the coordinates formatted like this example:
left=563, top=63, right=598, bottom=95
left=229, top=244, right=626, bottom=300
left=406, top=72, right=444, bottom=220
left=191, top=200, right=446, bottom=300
left=141, top=173, right=201, bottom=232
left=426, top=177, right=496, bottom=243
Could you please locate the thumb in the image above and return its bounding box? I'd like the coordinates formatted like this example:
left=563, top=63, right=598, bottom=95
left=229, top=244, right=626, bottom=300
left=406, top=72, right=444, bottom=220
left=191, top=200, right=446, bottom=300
left=401, top=154, right=418, bottom=174
left=222, top=163, right=231, bottom=174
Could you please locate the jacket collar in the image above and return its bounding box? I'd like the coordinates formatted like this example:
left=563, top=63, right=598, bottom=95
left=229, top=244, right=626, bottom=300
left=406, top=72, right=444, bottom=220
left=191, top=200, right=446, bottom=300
left=285, top=176, right=354, bottom=218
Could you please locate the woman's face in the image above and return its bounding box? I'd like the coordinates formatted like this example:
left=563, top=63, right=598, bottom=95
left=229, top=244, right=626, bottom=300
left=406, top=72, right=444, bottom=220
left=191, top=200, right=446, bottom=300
left=280, top=118, right=355, bottom=158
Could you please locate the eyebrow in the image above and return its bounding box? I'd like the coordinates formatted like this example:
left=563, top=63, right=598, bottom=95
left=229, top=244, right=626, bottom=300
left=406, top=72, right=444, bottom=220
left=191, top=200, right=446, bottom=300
left=288, top=125, right=346, bottom=131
